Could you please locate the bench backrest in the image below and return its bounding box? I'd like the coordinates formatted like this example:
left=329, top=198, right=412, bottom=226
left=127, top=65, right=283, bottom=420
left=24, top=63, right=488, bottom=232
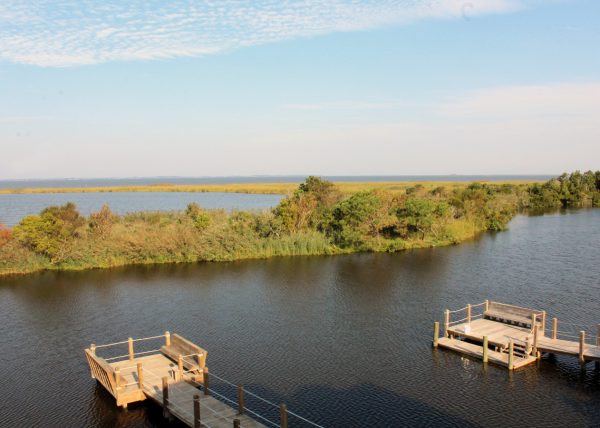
left=161, top=333, right=207, bottom=369
left=484, top=301, right=542, bottom=329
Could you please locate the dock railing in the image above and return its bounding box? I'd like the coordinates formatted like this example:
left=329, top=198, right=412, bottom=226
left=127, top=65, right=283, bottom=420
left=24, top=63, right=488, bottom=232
left=87, top=333, right=324, bottom=428
left=443, top=301, right=487, bottom=336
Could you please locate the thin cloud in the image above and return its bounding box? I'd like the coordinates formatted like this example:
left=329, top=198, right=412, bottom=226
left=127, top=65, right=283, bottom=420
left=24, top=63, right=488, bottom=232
left=0, top=0, right=531, bottom=67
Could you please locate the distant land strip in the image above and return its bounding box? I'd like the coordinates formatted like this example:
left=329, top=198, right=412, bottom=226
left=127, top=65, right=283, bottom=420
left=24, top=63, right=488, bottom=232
left=0, top=180, right=543, bottom=196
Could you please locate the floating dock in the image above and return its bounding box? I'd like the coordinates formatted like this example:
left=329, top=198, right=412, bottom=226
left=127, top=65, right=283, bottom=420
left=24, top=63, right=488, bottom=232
left=85, top=332, right=319, bottom=428
left=433, top=301, right=600, bottom=370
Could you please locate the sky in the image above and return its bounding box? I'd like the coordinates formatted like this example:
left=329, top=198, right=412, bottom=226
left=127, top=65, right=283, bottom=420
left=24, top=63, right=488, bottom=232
left=1, top=0, right=599, bottom=179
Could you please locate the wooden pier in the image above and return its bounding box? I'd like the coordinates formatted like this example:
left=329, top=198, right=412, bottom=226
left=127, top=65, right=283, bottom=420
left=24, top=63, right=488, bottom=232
left=85, top=332, right=321, bottom=428
left=433, top=301, right=600, bottom=370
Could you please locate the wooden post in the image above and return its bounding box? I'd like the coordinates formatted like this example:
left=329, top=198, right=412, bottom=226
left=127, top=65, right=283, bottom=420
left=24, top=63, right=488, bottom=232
left=484, top=299, right=489, bottom=312
left=525, top=335, right=532, bottom=355
left=508, top=340, right=514, bottom=371
left=165, top=331, right=171, bottom=347
left=552, top=318, right=558, bottom=340
left=432, top=322, right=439, bottom=348
left=128, top=337, right=134, bottom=360
left=178, top=354, right=184, bottom=380
left=162, top=376, right=170, bottom=418
left=531, top=313, right=537, bottom=332
left=115, top=368, right=121, bottom=389
left=597, top=324, right=600, bottom=346
left=533, top=325, right=539, bottom=359
left=467, top=304, right=472, bottom=323
left=444, top=310, right=450, bottom=338
left=203, top=367, right=210, bottom=396
left=90, top=343, right=96, bottom=356
left=280, top=404, right=288, bottom=428
left=233, top=420, right=241, bottom=428
left=482, top=336, right=489, bottom=363
left=137, top=363, right=144, bottom=389
left=194, top=394, right=201, bottom=428
left=541, top=311, right=546, bottom=336
left=237, top=384, right=245, bottom=415
left=579, top=331, right=586, bottom=365
left=197, top=352, right=203, bottom=367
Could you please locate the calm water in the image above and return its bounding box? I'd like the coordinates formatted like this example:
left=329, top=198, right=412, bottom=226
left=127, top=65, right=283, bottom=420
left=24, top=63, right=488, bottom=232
left=0, top=192, right=283, bottom=226
left=0, top=210, right=599, bottom=427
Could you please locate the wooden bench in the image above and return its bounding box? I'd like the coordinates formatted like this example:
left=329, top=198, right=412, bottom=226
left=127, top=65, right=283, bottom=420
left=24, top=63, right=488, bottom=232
left=484, top=302, right=542, bottom=330
left=161, top=333, right=207, bottom=373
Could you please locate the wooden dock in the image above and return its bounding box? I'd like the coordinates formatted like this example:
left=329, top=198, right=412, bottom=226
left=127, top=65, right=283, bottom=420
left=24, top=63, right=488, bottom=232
left=85, top=332, right=321, bottom=428
left=433, top=301, right=600, bottom=370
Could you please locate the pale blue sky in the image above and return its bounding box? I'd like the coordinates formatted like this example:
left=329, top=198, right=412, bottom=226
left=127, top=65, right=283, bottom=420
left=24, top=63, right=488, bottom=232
left=1, top=0, right=599, bottom=179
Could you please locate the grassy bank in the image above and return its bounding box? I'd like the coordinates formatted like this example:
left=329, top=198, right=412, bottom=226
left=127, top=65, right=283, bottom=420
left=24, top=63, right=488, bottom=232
left=1, top=172, right=598, bottom=277
left=0, top=180, right=541, bottom=196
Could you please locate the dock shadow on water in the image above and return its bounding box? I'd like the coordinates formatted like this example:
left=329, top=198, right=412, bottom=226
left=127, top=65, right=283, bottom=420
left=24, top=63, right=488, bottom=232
left=0, top=210, right=599, bottom=427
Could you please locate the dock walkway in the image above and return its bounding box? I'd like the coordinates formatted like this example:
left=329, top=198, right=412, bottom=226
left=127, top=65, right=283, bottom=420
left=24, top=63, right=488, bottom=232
left=85, top=332, right=322, bottom=428
left=433, top=300, right=600, bottom=370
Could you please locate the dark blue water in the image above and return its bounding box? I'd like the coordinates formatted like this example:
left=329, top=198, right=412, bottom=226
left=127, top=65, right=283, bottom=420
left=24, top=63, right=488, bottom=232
left=0, top=192, right=283, bottom=226
left=0, top=209, right=598, bottom=427
left=0, top=175, right=553, bottom=189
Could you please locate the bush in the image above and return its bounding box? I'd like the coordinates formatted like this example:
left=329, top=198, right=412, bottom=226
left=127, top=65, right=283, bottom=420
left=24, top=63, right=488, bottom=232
left=185, top=203, right=211, bottom=230
left=0, top=223, right=11, bottom=246
left=89, top=205, right=115, bottom=238
left=13, top=202, right=84, bottom=261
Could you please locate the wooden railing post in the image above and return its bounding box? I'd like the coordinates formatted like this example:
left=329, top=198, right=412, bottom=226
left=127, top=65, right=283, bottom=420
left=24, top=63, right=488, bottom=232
left=525, top=335, right=532, bottom=355
left=444, top=310, right=450, bottom=337
left=137, top=363, right=144, bottom=389
left=467, top=304, right=472, bottom=323
left=280, top=403, right=288, bottom=428
left=432, top=322, right=439, bottom=348
left=162, top=376, right=170, bottom=418
left=194, top=394, right=201, bottom=428
left=115, top=368, right=121, bottom=390
left=541, top=311, right=546, bottom=336
left=552, top=318, right=558, bottom=340
left=178, top=354, right=184, bottom=380
left=128, top=337, right=134, bottom=360
left=579, top=331, right=586, bottom=366
left=482, top=336, right=488, bottom=363
left=90, top=343, right=96, bottom=356
left=233, top=420, right=241, bottom=428
left=484, top=300, right=489, bottom=312
left=203, top=367, right=210, bottom=396
left=531, top=313, right=537, bottom=332
left=508, top=340, right=514, bottom=371
left=165, top=331, right=171, bottom=347
left=237, top=384, right=245, bottom=415
left=533, top=325, right=539, bottom=359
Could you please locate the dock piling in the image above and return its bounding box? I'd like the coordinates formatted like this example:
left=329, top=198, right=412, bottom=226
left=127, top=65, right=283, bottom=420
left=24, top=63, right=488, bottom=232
left=482, top=336, right=488, bottom=363
left=203, top=367, right=210, bottom=396
left=178, top=354, right=184, bottom=380
left=541, top=311, right=546, bottom=336
left=533, top=325, right=539, bottom=359
left=508, top=340, right=514, bottom=371
left=579, top=331, right=586, bottom=366
left=280, top=404, right=288, bottom=428
left=194, top=394, right=201, bottom=428
left=552, top=318, right=558, bottom=339
left=162, top=376, right=170, bottom=418
left=128, top=337, right=134, bottom=360
left=165, top=331, right=171, bottom=347
left=467, top=304, right=472, bottom=323
left=432, top=322, right=439, bottom=348
left=237, top=385, right=245, bottom=415
left=484, top=299, right=489, bottom=311
left=234, top=420, right=241, bottom=428
left=444, top=310, right=450, bottom=338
